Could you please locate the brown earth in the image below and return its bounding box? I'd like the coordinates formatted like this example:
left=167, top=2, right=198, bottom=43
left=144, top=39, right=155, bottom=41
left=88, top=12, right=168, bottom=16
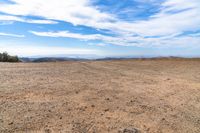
left=0, top=60, right=200, bottom=133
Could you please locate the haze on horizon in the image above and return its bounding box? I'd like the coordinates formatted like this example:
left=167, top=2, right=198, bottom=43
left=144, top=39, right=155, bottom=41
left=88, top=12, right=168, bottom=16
left=0, top=0, right=200, bottom=57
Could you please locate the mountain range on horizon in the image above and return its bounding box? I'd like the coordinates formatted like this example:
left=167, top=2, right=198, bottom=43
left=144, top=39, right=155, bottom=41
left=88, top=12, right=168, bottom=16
left=19, top=55, right=200, bottom=62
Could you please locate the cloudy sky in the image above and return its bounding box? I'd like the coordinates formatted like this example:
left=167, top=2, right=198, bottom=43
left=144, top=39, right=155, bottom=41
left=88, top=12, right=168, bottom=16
left=0, top=0, right=200, bottom=57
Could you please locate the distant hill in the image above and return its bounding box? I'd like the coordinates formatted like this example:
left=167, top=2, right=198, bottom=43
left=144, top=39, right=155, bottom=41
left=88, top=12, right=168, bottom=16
left=20, top=57, right=89, bottom=62
left=20, top=57, right=36, bottom=62
left=95, top=57, right=133, bottom=61
left=19, top=56, right=200, bottom=63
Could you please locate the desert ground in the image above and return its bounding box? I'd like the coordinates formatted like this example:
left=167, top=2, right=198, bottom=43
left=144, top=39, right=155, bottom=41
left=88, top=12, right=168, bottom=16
left=0, top=60, right=200, bottom=133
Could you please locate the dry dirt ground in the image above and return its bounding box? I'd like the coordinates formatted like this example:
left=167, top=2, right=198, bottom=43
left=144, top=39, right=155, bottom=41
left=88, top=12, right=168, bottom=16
left=0, top=60, right=200, bottom=133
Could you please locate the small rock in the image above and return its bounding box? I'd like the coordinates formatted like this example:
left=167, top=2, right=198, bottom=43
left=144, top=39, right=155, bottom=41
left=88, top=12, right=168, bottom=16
left=197, top=119, right=200, bottom=124
left=91, top=105, right=95, bottom=108
left=44, top=129, right=52, bottom=133
left=8, top=122, right=13, bottom=125
left=104, top=109, right=109, bottom=112
left=162, top=118, right=165, bottom=121
left=106, top=117, right=111, bottom=119
left=105, top=98, right=110, bottom=101
left=119, top=128, right=140, bottom=133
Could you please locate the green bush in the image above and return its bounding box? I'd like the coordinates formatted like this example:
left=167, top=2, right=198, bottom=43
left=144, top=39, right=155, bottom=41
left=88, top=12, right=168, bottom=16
left=0, top=52, right=20, bottom=62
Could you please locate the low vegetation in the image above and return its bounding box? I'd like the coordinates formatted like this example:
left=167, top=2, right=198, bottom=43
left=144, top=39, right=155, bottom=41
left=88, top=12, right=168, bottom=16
left=0, top=52, right=20, bottom=62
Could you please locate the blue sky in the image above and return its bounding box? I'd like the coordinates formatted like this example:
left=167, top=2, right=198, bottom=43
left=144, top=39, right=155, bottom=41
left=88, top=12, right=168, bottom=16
left=0, top=0, right=200, bottom=57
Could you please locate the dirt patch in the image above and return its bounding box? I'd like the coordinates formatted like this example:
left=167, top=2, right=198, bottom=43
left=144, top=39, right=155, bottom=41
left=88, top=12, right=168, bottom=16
left=0, top=60, right=200, bottom=133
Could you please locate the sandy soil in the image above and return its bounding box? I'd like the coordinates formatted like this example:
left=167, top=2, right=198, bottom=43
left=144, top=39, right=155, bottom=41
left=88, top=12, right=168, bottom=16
left=0, top=60, right=200, bottom=133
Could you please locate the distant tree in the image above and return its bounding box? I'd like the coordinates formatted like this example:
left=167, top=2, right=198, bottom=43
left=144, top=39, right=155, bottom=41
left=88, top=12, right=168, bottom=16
left=0, top=53, right=2, bottom=62
left=2, top=52, right=9, bottom=62
left=0, top=52, right=20, bottom=62
left=8, top=55, right=20, bottom=62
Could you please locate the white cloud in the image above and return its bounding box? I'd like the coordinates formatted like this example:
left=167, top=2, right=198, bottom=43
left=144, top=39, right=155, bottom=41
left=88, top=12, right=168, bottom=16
left=95, top=43, right=107, bottom=47
left=0, top=0, right=200, bottom=47
left=0, top=32, right=25, bottom=38
left=0, top=15, right=58, bottom=24
left=88, top=43, right=107, bottom=47
left=0, top=43, right=100, bottom=56
left=29, top=30, right=200, bottom=48
left=0, top=0, right=115, bottom=27
left=30, top=30, right=118, bottom=42
left=29, top=30, right=140, bottom=46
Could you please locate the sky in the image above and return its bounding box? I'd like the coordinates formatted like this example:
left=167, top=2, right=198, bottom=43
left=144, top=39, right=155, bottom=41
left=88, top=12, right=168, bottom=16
left=0, top=0, right=200, bottom=57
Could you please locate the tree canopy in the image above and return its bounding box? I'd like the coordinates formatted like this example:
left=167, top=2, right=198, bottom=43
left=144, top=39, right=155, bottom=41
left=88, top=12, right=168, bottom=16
left=0, top=52, right=20, bottom=62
